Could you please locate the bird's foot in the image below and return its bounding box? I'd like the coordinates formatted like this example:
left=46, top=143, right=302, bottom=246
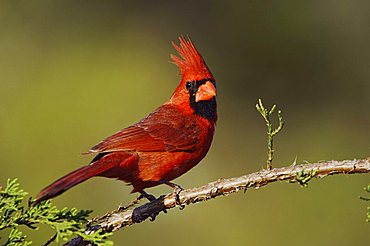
left=139, top=191, right=167, bottom=216
left=132, top=195, right=167, bottom=222
left=164, top=182, right=185, bottom=209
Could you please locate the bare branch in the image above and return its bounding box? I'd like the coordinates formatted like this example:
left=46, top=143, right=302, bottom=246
left=66, top=158, right=370, bottom=246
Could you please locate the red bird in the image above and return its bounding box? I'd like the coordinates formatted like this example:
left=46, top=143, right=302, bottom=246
left=35, top=37, right=217, bottom=204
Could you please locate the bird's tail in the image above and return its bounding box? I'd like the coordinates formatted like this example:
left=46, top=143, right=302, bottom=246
left=34, top=157, right=116, bottom=204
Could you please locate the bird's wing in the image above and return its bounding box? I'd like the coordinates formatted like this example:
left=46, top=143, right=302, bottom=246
left=89, top=104, right=201, bottom=153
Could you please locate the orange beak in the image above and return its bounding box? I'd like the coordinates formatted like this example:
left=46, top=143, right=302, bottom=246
left=195, top=81, right=217, bottom=102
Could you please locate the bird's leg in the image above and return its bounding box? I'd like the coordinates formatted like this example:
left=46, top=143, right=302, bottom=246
left=139, top=190, right=157, bottom=202
left=163, top=181, right=184, bottom=209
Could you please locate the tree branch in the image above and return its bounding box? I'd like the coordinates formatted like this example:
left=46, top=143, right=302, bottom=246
left=65, top=158, right=370, bottom=246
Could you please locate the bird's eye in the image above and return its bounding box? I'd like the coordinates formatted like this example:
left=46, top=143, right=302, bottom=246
left=185, top=82, right=192, bottom=90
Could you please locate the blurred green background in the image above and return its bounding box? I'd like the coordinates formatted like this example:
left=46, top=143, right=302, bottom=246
left=1, top=0, right=369, bottom=245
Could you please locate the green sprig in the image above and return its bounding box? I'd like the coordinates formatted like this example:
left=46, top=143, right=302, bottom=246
left=256, top=99, right=285, bottom=170
left=0, top=178, right=113, bottom=245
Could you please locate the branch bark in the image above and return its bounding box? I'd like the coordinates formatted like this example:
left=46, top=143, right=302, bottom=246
left=65, top=158, right=370, bottom=246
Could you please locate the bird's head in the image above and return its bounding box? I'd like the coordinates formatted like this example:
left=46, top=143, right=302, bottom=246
left=170, top=37, right=217, bottom=122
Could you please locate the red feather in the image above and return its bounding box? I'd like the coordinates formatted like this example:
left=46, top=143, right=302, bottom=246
left=35, top=37, right=217, bottom=204
left=90, top=104, right=201, bottom=153
left=170, top=37, right=214, bottom=82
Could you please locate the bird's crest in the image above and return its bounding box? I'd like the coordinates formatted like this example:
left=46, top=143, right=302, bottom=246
left=171, top=36, right=214, bottom=82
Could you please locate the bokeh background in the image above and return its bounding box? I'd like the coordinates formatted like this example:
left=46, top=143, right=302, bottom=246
left=1, top=1, right=369, bottom=245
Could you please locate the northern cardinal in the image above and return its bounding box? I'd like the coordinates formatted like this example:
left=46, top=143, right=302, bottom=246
left=35, top=37, right=217, bottom=204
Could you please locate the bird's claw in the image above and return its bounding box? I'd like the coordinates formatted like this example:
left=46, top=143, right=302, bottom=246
left=148, top=207, right=167, bottom=221
left=133, top=206, right=162, bottom=222
left=149, top=213, right=158, bottom=221
left=132, top=195, right=167, bottom=222
left=170, top=184, right=184, bottom=209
